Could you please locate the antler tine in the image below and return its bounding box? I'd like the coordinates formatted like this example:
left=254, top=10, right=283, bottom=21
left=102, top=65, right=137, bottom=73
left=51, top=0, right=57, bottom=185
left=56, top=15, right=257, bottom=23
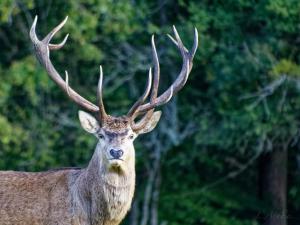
left=43, top=16, right=68, bottom=45
left=130, top=110, right=154, bottom=131
left=191, top=28, right=199, bottom=59
left=30, top=16, right=99, bottom=112
left=130, top=37, right=160, bottom=130
left=172, top=25, right=187, bottom=58
left=150, top=35, right=160, bottom=101
left=64, top=70, right=71, bottom=96
left=135, top=26, right=198, bottom=113
left=97, top=66, right=108, bottom=121
left=127, top=67, right=153, bottom=117
left=167, top=34, right=188, bottom=52
left=130, top=86, right=174, bottom=132
left=166, top=27, right=198, bottom=60
left=30, top=16, right=39, bottom=43
left=49, top=34, right=69, bottom=50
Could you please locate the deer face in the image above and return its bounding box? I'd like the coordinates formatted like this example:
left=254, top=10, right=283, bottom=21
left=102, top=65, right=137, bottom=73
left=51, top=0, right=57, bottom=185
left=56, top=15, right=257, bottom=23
left=78, top=111, right=161, bottom=173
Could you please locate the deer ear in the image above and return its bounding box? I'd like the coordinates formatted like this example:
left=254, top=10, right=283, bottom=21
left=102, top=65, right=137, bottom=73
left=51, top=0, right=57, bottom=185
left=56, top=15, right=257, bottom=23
left=136, top=111, right=162, bottom=135
left=78, top=111, right=100, bottom=134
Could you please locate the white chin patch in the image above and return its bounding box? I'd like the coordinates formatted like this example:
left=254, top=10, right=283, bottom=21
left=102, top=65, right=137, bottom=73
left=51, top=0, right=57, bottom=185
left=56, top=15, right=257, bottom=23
left=108, top=160, right=124, bottom=172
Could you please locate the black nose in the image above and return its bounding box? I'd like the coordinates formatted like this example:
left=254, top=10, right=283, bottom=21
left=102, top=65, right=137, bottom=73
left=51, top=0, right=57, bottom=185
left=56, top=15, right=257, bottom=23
left=109, top=149, right=124, bottom=159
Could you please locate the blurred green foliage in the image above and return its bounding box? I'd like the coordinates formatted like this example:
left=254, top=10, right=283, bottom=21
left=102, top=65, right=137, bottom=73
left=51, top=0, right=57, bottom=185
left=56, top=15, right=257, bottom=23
left=0, top=0, right=300, bottom=225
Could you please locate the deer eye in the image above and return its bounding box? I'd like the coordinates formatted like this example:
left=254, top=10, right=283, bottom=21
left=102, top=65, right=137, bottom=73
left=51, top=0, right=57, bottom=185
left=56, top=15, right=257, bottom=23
left=98, top=134, right=105, bottom=139
left=129, top=134, right=134, bottom=140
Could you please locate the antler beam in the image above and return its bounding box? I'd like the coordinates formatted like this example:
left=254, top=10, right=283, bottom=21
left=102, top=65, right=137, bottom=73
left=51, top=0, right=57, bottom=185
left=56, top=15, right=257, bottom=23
left=30, top=16, right=99, bottom=112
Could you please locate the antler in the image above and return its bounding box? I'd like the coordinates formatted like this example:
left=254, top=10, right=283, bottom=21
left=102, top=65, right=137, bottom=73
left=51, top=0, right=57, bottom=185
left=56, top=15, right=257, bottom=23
left=96, top=65, right=108, bottom=121
left=30, top=16, right=198, bottom=130
left=128, top=35, right=163, bottom=130
left=129, top=26, right=198, bottom=131
left=30, top=16, right=104, bottom=114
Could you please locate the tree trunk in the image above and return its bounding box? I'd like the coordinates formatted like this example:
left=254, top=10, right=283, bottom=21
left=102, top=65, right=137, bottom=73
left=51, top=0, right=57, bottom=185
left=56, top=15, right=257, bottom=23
left=258, top=146, right=288, bottom=225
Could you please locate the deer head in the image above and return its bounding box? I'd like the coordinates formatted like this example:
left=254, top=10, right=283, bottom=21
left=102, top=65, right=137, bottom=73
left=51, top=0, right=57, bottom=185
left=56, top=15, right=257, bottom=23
left=29, top=16, right=198, bottom=174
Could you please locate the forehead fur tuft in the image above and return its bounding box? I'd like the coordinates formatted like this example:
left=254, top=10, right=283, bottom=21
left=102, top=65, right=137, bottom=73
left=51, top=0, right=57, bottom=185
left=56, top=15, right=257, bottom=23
left=103, top=116, right=130, bottom=131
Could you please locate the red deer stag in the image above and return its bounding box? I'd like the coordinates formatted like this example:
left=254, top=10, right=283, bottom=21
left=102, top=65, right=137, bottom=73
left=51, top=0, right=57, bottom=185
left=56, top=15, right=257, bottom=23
left=0, top=16, right=198, bottom=225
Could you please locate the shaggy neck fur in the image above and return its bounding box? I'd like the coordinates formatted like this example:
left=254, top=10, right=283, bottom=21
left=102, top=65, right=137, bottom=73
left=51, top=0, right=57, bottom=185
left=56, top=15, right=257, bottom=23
left=71, top=143, right=135, bottom=225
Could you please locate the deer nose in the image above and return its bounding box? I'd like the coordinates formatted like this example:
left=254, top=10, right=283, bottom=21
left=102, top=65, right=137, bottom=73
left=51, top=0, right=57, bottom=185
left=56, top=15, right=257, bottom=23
left=109, top=149, right=124, bottom=159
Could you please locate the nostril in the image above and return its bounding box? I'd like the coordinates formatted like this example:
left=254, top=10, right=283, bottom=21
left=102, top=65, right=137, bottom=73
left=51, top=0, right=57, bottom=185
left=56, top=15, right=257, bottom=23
left=110, top=149, right=123, bottom=159
left=110, top=149, right=117, bottom=158
left=117, top=150, right=124, bottom=157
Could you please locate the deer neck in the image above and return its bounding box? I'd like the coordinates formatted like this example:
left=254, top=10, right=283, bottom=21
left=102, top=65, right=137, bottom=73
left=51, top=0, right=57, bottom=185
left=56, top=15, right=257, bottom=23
left=72, top=143, right=135, bottom=224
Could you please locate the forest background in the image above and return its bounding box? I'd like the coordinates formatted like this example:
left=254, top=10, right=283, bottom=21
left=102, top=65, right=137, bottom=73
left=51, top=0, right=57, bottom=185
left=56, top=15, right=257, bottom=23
left=0, top=1, right=300, bottom=225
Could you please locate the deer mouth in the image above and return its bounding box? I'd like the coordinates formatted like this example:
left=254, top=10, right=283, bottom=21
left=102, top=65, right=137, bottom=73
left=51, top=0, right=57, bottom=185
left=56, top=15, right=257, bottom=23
left=108, top=159, right=124, bottom=168
left=108, top=159, right=126, bottom=173
left=109, top=158, right=124, bottom=162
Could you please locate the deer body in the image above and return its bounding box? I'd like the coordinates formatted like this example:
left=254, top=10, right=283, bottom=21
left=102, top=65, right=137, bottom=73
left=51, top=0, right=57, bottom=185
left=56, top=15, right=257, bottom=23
left=0, top=170, right=71, bottom=225
left=0, top=142, right=135, bottom=225
left=0, top=15, right=197, bottom=225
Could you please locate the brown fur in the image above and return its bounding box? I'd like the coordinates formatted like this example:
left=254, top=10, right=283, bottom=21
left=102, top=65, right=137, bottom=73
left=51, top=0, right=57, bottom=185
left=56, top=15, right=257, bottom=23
left=0, top=170, right=72, bottom=224
left=102, top=116, right=130, bottom=131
